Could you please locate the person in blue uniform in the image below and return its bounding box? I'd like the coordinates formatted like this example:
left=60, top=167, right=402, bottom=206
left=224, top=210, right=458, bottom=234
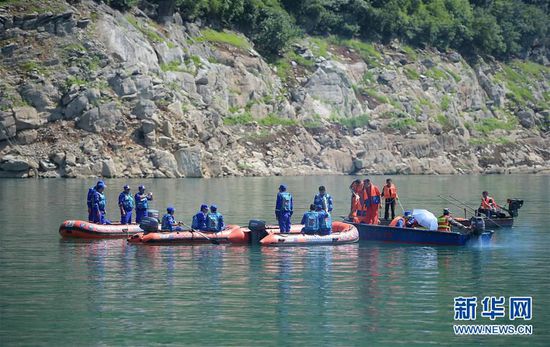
left=314, top=186, right=333, bottom=213
left=134, top=185, right=153, bottom=223
left=301, top=204, right=319, bottom=235
left=192, top=204, right=209, bottom=230
left=161, top=207, right=183, bottom=231
left=206, top=204, right=225, bottom=232
left=275, top=184, right=293, bottom=234
left=87, top=180, right=104, bottom=221
left=316, top=205, right=332, bottom=235
left=91, top=181, right=110, bottom=224
left=118, top=185, right=134, bottom=224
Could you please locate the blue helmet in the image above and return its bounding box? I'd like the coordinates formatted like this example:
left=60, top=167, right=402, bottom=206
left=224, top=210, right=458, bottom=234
left=279, top=184, right=287, bottom=191
left=96, top=181, right=106, bottom=189
left=167, top=206, right=175, bottom=213
left=210, top=204, right=217, bottom=212
left=404, top=210, right=412, bottom=217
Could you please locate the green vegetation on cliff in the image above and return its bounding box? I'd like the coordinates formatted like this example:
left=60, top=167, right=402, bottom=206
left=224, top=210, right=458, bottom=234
left=102, top=0, right=548, bottom=59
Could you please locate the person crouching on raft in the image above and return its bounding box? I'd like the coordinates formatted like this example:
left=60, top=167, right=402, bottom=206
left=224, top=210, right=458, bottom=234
left=91, top=181, right=110, bottom=224
left=118, top=185, right=135, bottom=224
left=135, top=185, right=153, bottom=223
left=301, top=204, right=320, bottom=235
left=192, top=204, right=209, bottom=231
left=161, top=207, right=183, bottom=232
left=301, top=204, right=332, bottom=235
left=275, top=184, right=293, bottom=234
left=206, top=204, right=224, bottom=232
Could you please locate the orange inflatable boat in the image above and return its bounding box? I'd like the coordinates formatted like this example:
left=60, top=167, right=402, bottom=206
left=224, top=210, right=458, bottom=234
left=59, top=220, right=145, bottom=239
left=259, top=221, right=359, bottom=246
left=127, top=225, right=248, bottom=245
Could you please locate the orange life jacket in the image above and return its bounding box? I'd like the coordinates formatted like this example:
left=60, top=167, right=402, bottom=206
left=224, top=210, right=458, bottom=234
left=389, top=216, right=405, bottom=227
left=382, top=184, right=398, bottom=199
left=481, top=196, right=499, bottom=209
left=349, top=181, right=364, bottom=218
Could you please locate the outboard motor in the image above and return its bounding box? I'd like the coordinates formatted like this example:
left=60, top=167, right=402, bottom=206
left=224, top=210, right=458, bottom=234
left=248, top=220, right=268, bottom=244
left=140, top=216, right=159, bottom=233
left=507, top=199, right=523, bottom=218
left=469, top=216, right=485, bottom=235
left=146, top=209, right=160, bottom=220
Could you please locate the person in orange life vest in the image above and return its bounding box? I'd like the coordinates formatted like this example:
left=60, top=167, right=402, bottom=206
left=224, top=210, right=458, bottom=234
left=348, top=179, right=364, bottom=223
left=389, top=210, right=411, bottom=228
left=381, top=178, right=399, bottom=221
left=438, top=208, right=468, bottom=232
left=478, top=191, right=500, bottom=217
left=361, top=178, right=381, bottom=225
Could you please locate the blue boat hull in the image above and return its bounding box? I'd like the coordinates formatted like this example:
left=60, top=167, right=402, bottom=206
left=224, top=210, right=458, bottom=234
left=353, top=223, right=493, bottom=246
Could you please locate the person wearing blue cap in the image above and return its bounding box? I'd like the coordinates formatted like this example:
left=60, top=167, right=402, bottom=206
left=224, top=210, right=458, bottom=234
left=135, top=185, right=153, bottom=223
left=206, top=204, right=224, bottom=232
left=275, top=184, right=293, bottom=233
left=87, top=180, right=104, bottom=221
left=118, top=185, right=135, bottom=224
left=161, top=207, right=183, bottom=231
left=192, top=204, right=209, bottom=230
left=91, top=181, right=110, bottom=224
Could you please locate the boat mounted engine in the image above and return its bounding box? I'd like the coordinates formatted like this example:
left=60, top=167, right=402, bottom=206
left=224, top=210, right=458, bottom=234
left=506, top=199, right=524, bottom=217
left=248, top=220, right=268, bottom=244
left=139, top=216, right=159, bottom=233
left=469, top=216, right=486, bottom=235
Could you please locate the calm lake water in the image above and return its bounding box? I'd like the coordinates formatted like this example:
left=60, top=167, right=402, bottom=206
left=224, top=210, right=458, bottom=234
left=0, top=175, right=549, bottom=346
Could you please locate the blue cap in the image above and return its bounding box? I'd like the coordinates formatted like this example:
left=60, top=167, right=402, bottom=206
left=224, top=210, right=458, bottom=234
left=167, top=206, right=174, bottom=213
left=200, top=204, right=208, bottom=211
left=138, top=185, right=145, bottom=191
left=279, top=184, right=287, bottom=191
left=123, top=184, right=130, bottom=190
left=97, top=181, right=106, bottom=189
left=404, top=210, right=412, bottom=217
left=210, top=204, right=217, bottom=212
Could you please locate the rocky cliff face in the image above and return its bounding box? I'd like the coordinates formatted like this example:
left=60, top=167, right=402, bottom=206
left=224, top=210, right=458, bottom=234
left=1, top=1, right=549, bottom=178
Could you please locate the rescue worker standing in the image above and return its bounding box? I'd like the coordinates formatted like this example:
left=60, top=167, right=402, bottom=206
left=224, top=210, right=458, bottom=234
left=348, top=179, right=363, bottom=222
left=478, top=191, right=499, bottom=217
left=161, top=207, right=183, bottom=232
left=192, top=204, right=209, bottom=231
left=438, top=208, right=468, bottom=232
left=118, top=185, right=135, bottom=224
left=301, top=204, right=320, bottom=235
left=314, top=186, right=333, bottom=213
left=92, top=181, right=109, bottom=224
left=206, top=204, right=224, bottom=232
left=362, top=178, right=381, bottom=225
left=87, top=180, right=104, bottom=222
left=381, top=178, right=399, bottom=221
left=275, top=184, right=293, bottom=234
left=135, top=185, right=153, bottom=223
